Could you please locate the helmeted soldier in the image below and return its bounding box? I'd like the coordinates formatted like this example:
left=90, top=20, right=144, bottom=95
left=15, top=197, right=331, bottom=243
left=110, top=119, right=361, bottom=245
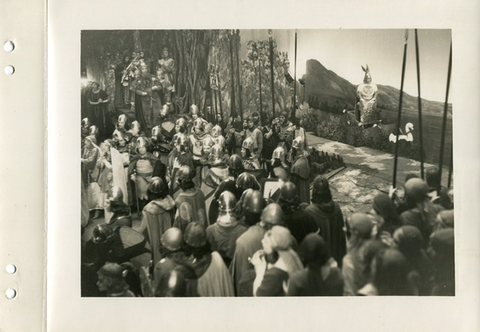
left=270, top=146, right=290, bottom=180
left=206, top=191, right=247, bottom=267
left=128, top=136, right=167, bottom=212
left=278, top=181, right=318, bottom=244
left=138, top=176, right=175, bottom=266
left=173, top=165, right=208, bottom=233
left=245, top=112, right=263, bottom=161
left=81, top=117, right=91, bottom=142
left=277, top=111, right=295, bottom=150
left=290, top=136, right=311, bottom=204
left=241, top=137, right=260, bottom=170
left=168, top=133, right=195, bottom=196
left=211, top=124, right=226, bottom=149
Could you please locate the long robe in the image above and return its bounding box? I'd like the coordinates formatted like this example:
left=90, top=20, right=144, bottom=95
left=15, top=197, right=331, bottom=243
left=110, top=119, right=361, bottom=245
left=206, top=217, right=247, bottom=266
left=173, top=188, right=208, bottom=233
left=196, top=252, right=235, bottom=297
left=229, top=224, right=266, bottom=295
left=132, top=74, right=162, bottom=131
left=138, top=196, right=176, bottom=265
left=290, top=155, right=311, bottom=204
left=305, top=201, right=347, bottom=267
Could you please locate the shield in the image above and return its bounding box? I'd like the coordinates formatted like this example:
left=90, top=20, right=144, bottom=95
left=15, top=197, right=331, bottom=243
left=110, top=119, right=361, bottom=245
left=110, top=147, right=129, bottom=205
left=115, top=226, right=152, bottom=269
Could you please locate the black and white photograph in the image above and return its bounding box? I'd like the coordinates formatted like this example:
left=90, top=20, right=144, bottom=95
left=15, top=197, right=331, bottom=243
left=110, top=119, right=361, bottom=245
left=80, top=29, right=454, bottom=298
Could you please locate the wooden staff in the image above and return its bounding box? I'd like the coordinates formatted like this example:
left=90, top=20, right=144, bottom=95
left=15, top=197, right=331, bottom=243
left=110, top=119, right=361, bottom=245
left=392, top=29, right=409, bottom=188
left=292, top=30, right=297, bottom=122
left=217, top=65, right=224, bottom=124
left=415, top=29, right=425, bottom=179
left=438, top=42, right=453, bottom=192
left=448, top=145, right=453, bottom=189
left=235, top=30, right=244, bottom=123
left=229, top=30, right=237, bottom=121
left=269, top=31, right=276, bottom=118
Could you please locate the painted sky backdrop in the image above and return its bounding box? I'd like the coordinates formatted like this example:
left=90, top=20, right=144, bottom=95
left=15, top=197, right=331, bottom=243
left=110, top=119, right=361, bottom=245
left=240, top=29, right=452, bottom=103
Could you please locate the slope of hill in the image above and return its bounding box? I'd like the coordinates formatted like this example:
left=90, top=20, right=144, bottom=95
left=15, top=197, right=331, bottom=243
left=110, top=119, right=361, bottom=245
left=304, top=59, right=452, bottom=116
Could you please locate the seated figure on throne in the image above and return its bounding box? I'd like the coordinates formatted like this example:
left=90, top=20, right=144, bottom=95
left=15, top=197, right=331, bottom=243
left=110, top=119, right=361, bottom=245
left=356, top=64, right=379, bottom=127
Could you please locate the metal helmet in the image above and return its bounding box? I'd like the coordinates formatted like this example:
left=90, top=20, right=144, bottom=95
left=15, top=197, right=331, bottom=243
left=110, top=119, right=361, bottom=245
left=236, top=172, right=261, bottom=191
left=292, top=136, right=304, bottom=150
left=92, top=224, right=114, bottom=244
left=81, top=117, right=90, bottom=129
left=260, top=203, right=285, bottom=226
left=210, top=144, right=224, bottom=161
left=106, top=186, right=124, bottom=205
left=211, top=125, right=222, bottom=138
left=117, top=114, right=128, bottom=126
left=175, top=117, right=187, bottom=133
left=193, top=118, right=204, bottom=132
left=151, top=125, right=161, bottom=140
left=228, top=154, right=243, bottom=171
left=112, top=129, right=125, bottom=142
left=244, top=190, right=266, bottom=214
left=136, top=136, right=149, bottom=151
left=202, top=136, right=214, bottom=154
left=242, top=137, right=254, bottom=151
left=279, top=181, right=298, bottom=203
left=160, top=227, right=183, bottom=251
left=89, top=125, right=99, bottom=137
left=204, top=122, right=213, bottom=135
left=272, top=146, right=286, bottom=161
left=174, top=133, right=187, bottom=148
left=177, top=165, right=195, bottom=183
left=190, top=104, right=200, bottom=117
left=218, top=191, right=237, bottom=213
left=148, top=177, right=168, bottom=194
left=159, top=104, right=169, bottom=118
left=131, top=120, right=141, bottom=132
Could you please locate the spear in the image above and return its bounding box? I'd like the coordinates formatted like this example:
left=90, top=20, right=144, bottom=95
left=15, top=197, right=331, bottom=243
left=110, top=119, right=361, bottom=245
left=438, top=42, right=453, bottom=193
left=415, top=29, right=425, bottom=179
left=235, top=30, right=244, bottom=123
left=229, top=30, right=237, bottom=121
left=392, top=29, right=409, bottom=189
left=292, top=30, right=297, bottom=122
left=269, top=30, right=276, bottom=118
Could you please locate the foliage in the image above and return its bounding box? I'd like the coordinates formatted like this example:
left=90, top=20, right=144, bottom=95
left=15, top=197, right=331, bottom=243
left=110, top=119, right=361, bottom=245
left=241, top=38, right=293, bottom=121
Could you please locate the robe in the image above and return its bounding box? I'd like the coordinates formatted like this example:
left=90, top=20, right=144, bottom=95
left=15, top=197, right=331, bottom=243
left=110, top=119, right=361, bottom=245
left=173, top=188, right=208, bottom=233
left=290, top=155, right=310, bottom=204
left=138, top=196, right=176, bottom=265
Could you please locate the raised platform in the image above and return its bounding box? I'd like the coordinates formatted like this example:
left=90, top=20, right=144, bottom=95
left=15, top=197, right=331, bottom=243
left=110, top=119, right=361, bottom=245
left=307, top=132, right=452, bottom=215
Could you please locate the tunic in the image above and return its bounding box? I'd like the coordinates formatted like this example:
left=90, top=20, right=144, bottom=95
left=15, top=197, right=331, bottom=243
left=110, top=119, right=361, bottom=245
left=196, top=252, right=235, bottom=297
left=290, top=155, right=311, bottom=204
left=229, top=224, right=266, bottom=295
left=206, top=218, right=247, bottom=266
left=173, top=188, right=208, bottom=232
left=138, top=196, right=176, bottom=265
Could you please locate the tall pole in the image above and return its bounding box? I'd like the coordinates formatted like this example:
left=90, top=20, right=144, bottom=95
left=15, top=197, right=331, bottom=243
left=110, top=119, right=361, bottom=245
left=438, top=42, right=453, bottom=192
left=216, top=65, right=224, bottom=124
left=269, top=30, right=276, bottom=118
left=392, top=29, right=409, bottom=189
left=235, top=30, right=244, bottom=123
left=415, top=29, right=425, bottom=180
left=292, top=30, right=297, bottom=122
left=229, top=30, right=237, bottom=121
left=255, top=43, right=263, bottom=124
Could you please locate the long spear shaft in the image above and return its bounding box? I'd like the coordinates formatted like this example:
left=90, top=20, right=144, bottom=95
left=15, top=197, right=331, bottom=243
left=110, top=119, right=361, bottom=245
left=229, top=30, right=237, bottom=121
left=415, top=29, right=425, bottom=179
left=392, top=30, right=409, bottom=188
left=293, top=30, right=297, bottom=122
left=235, top=30, right=244, bottom=123
left=269, top=34, right=276, bottom=118
left=438, top=42, right=453, bottom=192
